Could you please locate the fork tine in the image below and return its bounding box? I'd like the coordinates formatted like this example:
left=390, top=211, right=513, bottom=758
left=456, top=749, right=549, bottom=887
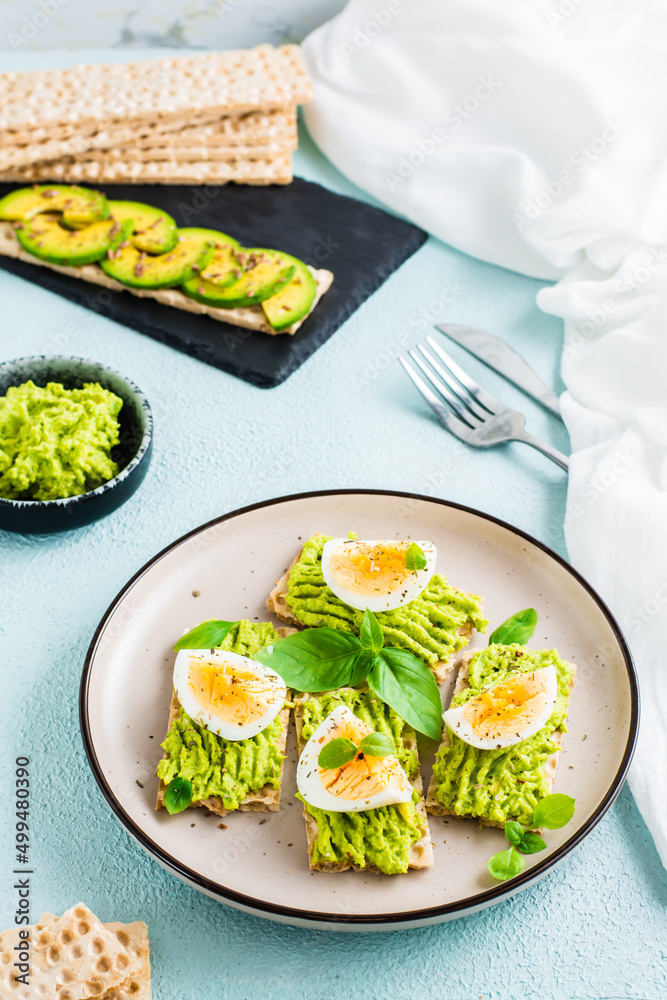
left=417, top=344, right=487, bottom=421
left=426, top=336, right=497, bottom=413
left=399, top=356, right=474, bottom=436
left=408, top=350, right=475, bottom=427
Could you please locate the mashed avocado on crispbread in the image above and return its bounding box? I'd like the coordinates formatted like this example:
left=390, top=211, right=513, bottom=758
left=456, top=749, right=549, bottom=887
left=0, top=380, right=122, bottom=501
left=429, top=645, right=575, bottom=827
left=280, top=533, right=488, bottom=671
left=295, top=688, right=429, bottom=874
left=158, top=709, right=284, bottom=811
left=157, top=620, right=289, bottom=814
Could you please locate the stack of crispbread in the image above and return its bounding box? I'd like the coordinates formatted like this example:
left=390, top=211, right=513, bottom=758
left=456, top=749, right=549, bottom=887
left=0, top=904, right=152, bottom=999
left=0, top=45, right=312, bottom=185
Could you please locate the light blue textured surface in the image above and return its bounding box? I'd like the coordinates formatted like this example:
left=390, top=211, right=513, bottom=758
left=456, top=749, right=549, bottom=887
left=1, top=47, right=666, bottom=1000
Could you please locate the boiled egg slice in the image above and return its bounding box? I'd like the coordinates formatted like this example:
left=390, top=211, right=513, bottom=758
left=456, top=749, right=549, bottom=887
left=321, top=537, right=437, bottom=612
left=442, top=664, right=558, bottom=750
left=173, top=648, right=286, bottom=741
left=297, top=704, right=413, bottom=813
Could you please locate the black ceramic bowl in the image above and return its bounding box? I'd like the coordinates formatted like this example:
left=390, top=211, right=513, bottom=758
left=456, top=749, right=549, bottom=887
left=0, top=356, right=153, bottom=534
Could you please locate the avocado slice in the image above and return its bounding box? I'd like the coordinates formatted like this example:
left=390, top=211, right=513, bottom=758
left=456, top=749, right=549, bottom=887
left=181, top=234, right=249, bottom=304
left=262, top=255, right=317, bottom=331
left=198, top=248, right=296, bottom=308
left=108, top=200, right=178, bottom=255
left=0, top=184, right=109, bottom=228
left=100, top=227, right=216, bottom=289
left=15, top=214, right=132, bottom=266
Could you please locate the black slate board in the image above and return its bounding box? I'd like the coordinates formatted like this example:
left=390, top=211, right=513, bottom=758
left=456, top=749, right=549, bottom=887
left=0, top=179, right=426, bottom=388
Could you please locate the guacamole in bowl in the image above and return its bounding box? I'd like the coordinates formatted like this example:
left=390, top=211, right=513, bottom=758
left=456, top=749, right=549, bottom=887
left=0, top=380, right=123, bottom=501
left=0, top=356, right=153, bottom=533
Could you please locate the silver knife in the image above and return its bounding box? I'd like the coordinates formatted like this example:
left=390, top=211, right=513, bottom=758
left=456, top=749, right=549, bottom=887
left=434, top=323, right=562, bottom=418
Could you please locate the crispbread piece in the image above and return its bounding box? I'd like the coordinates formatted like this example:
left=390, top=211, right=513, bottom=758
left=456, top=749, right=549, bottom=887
left=135, top=109, right=297, bottom=148
left=60, top=140, right=296, bottom=164
left=267, top=542, right=476, bottom=684
left=0, top=904, right=132, bottom=1000
left=294, top=692, right=433, bottom=873
left=0, top=152, right=294, bottom=186
left=0, top=912, right=152, bottom=1000
left=0, top=45, right=313, bottom=136
left=426, top=653, right=576, bottom=828
left=0, top=109, right=297, bottom=171
left=0, top=107, right=294, bottom=149
left=102, top=922, right=152, bottom=1000
left=0, top=221, right=333, bottom=336
left=156, top=690, right=290, bottom=817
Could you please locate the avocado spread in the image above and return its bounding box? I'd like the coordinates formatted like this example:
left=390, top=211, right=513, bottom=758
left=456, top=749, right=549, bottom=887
left=298, top=688, right=424, bottom=874
left=432, top=644, right=575, bottom=826
left=0, top=380, right=122, bottom=501
left=157, top=620, right=287, bottom=811
left=285, top=534, right=488, bottom=667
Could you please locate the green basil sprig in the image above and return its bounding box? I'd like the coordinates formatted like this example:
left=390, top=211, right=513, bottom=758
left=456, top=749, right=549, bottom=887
left=488, top=608, right=538, bottom=646
left=486, top=793, right=575, bottom=881
left=404, top=542, right=427, bottom=572
left=256, top=609, right=442, bottom=739
left=164, top=777, right=193, bottom=815
left=173, top=619, right=237, bottom=652
left=317, top=731, right=395, bottom=769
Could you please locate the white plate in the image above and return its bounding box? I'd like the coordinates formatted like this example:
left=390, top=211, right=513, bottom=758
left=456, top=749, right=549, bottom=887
left=80, top=490, right=638, bottom=931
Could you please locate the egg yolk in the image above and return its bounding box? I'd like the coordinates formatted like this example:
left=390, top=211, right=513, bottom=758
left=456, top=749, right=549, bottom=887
left=188, top=658, right=275, bottom=727
left=317, top=717, right=411, bottom=800
left=328, top=541, right=411, bottom=597
left=462, top=670, right=552, bottom=741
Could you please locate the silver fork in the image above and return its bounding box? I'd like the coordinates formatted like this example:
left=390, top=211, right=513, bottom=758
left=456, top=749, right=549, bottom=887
left=400, top=336, right=569, bottom=471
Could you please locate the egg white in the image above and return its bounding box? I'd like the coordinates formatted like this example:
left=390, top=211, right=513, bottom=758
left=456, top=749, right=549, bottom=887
left=297, top=704, right=413, bottom=813
left=442, top=664, right=558, bottom=750
left=173, top=648, right=286, bottom=741
left=321, top=537, right=437, bottom=612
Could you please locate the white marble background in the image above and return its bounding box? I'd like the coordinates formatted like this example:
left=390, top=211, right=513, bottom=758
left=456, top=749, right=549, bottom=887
left=0, top=0, right=345, bottom=51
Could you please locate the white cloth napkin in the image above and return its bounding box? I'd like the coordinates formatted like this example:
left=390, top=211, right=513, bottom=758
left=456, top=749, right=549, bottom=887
left=302, top=0, right=667, bottom=865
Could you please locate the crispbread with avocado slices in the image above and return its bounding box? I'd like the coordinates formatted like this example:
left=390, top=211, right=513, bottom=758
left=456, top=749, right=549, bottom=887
left=426, top=648, right=576, bottom=829
left=294, top=688, right=433, bottom=874
left=0, top=221, right=333, bottom=336
left=267, top=533, right=486, bottom=683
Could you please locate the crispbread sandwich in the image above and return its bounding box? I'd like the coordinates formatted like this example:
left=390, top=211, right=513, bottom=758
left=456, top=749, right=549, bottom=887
left=0, top=182, right=334, bottom=337
left=294, top=688, right=433, bottom=874
left=426, top=645, right=576, bottom=829
left=267, top=533, right=488, bottom=683
left=156, top=620, right=295, bottom=819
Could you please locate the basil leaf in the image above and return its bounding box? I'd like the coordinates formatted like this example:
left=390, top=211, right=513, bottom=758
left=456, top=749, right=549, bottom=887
left=504, top=821, right=525, bottom=847
left=254, top=628, right=362, bottom=692
left=173, top=619, right=237, bottom=652
left=404, top=542, right=427, bottom=572
left=518, top=831, right=547, bottom=854
left=367, top=648, right=443, bottom=740
left=360, top=609, right=384, bottom=654
left=348, top=648, right=374, bottom=688
left=359, top=732, right=395, bottom=758
left=318, top=738, right=357, bottom=769
left=488, top=608, right=538, bottom=646
left=531, top=793, right=575, bottom=830
left=164, top=777, right=193, bottom=815
left=486, top=846, right=525, bottom=881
